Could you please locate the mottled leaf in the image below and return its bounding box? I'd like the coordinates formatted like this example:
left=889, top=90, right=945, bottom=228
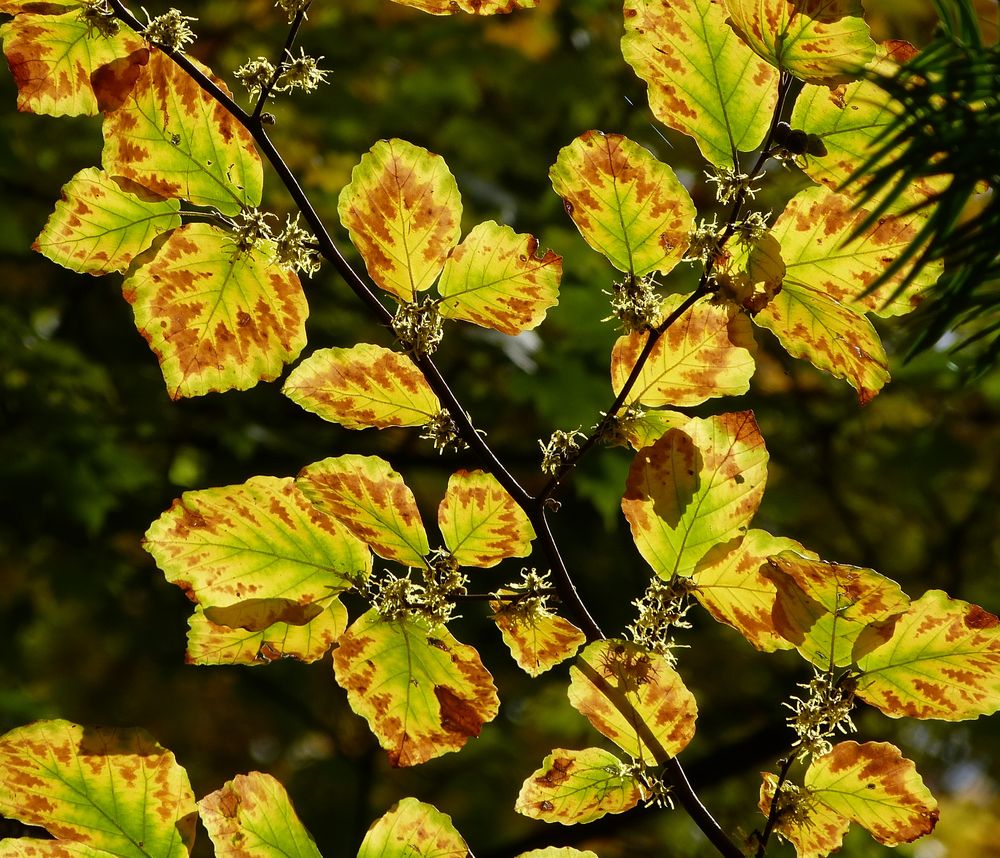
left=357, top=798, right=468, bottom=858
left=516, top=851, right=598, bottom=858
left=334, top=611, right=499, bottom=767
left=715, top=233, right=786, bottom=315
left=610, top=293, right=756, bottom=407
left=759, top=772, right=849, bottom=858
left=806, top=742, right=939, bottom=845
left=297, top=455, right=429, bottom=567
left=515, top=747, right=642, bottom=824
left=622, top=412, right=768, bottom=579
left=622, top=0, right=779, bottom=167
left=122, top=223, right=307, bottom=399
left=103, top=50, right=262, bottom=215
left=34, top=168, right=180, bottom=275
left=437, top=469, right=534, bottom=568
left=436, top=221, right=561, bottom=334
left=283, top=344, right=439, bottom=430
left=0, top=842, right=101, bottom=857
left=0, top=2, right=79, bottom=13
left=567, top=639, right=697, bottom=763
left=338, top=138, right=461, bottom=302
left=549, top=131, right=694, bottom=276
left=389, top=0, right=537, bottom=13
left=855, top=590, right=1000, bottom=720
left=620, top=408, right=688, bottom=451
left=0, top=721, right=196, bottom=857
left=492, top=595, right=585, bottom=676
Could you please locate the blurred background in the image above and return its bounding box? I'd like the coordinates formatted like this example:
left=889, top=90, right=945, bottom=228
left=2, top=0, right=999, bottom=855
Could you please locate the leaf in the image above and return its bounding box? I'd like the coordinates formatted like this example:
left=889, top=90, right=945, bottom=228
left=621, top=0, right=779, bottom=167
left=186, top=597, right=348, bottom=666
left=1, top=11, right=147, bottom=116
left=622, top=412, right=768, bottom=579
left=437, top=469, right=534, bottom=568
left=436, top=221, right=562, bottom=334
left=855, top=590, right=1000, bottom=720
left=516, top=851, right=599, bottom=858
left=567, top=639, right=697, bottom=763
left=102, top=49, right=262, bottom=215
left=610, top=294, right=756, bottom=407
left=389, top=0, right=537, bottom=13
left=759, top=772, right=849, bottom=858
left=715, top=233, right=786, bottom=315
left=122, top=223, right=308, bottom=399
left=752, top=279, right=889, bottom=403
left=0, top=842, right=102, bottom=857
left=0, top=721, right=196, bottom=857
left=338, top=138, right=461, bottom=303
left=357, top=798, right=468, bottom=858
left=765, top=552, right=909, bottom=668
left=199, top=772, right=322, bottom=858
left=33, top=168, right=180, bottom=275
left=492, top=596, right=585, bottom=676
left=772, top=185, right=941, bottom=318
left=334, top=610, right=499, bottom=767
left=620, top=408, right=688, bottom=451
left=203, top=598, right=325, bottom=631
left=0, top=2, right=79, bottom=13
left=297, top=455, right=429, bottom=567
left=515, top=747, right=642, bottom=824
left=805, top=741, right=939, bottom=845
left=549, top=131, right=694, bottom=277
left=691, top=530, right=815, bottom=652
left=283, top=344, right=440, bottom=430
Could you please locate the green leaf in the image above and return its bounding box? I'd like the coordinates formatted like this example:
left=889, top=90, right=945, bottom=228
left=122, top=223, right=308, bottom=399
left=102, top=49, right=262, bottom=215
left=357, top=798, right=468, bottom=858
left=0, top=842, right=102, bottom=857
left=334, top=611, right=499, bottom=767
left=621, top=0, right=779, bottom=167
left=610, top=293, right=756, bottom=407
left=283, top=344, right=440, bottom=430
left=0, top=721, right=196, bottom=858
left=298, top=455, right=430, bottom=567
left=388, top=0, right=537, bottom=13
left=492, top=595, right=585, bottom=677
left=199, top=772, right=322, bottom=858
left=437, top=469, right=535, bottom=568
left=619, top=408, right=688, bottom=451
left=515, top=747, right=642, bottom=824
left=759, top=772, right=849, bottom=858
left=338, top=138, right=461, bottom=303
left=33, top=168, right=180, bottom=275
left=855, top=590, right=1000, bottom=720
left=622, top=412, right=768, bottom=579
left=436, top=221, right=562, bottom=335
left=567, top=639, right=697, bottom=763
left=549, top=131, right=694, bottom=276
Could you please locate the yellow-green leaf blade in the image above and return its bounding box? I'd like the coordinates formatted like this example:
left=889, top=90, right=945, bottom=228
left=806, top=741, right=939, bottom=846
left=549, top=131, right=694, bottom=277
left=0, top=721, right=196, bottom=858
left=437, top=221, right=562, bottom=335
left=283, top=344, right=440, bottom=430
left=0, top=842, right=103, bottom=857
left=619, top=408, right=688, bottom=451
left=338, top=138, right=461, bottom=303
left=622, top=0, right=779, bottom=167
left=855, top=590, right=1000, bottom=720
left=389, top=0, right=537, bottom=13
left=515, top=747, right=642, bottom=824
left=759, top=772, right=849, bottom=858
left=492, top=596, right=585, bottom=677
left=122, top=223, right=307, bottom=399
left=516, top=851, right=598, bottom=858
left=298, top=455, right=429, bottom=567
left=357, top=798, right=468, bottom=858
left=334, top=611, right=499, bottom=767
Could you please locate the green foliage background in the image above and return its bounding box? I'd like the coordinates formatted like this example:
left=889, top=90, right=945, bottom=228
left=2, top=0, right=999, bottom=855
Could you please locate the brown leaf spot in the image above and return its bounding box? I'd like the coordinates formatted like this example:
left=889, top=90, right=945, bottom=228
left=434, top=685, right=484, bottom=738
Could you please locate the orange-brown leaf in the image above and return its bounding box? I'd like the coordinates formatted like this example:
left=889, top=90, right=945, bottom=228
left=492, top=596, right=585, bottom=677
left=759, top=772, right=849, bottom=858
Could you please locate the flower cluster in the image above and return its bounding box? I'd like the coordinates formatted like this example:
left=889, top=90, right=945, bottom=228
left=142, top=8, right=197, bottom=53
left=684, top=214, right=724, bottom=264
left=275, top=0, right=312, bottom=22
left=235, top=57, right=277, bottom=99
left=273, top=214, right=321, bottom=276
left=732, top=210, right=771, bottom=248
left=627, top=576, right=695, bottom=665
left=420, top=408, right=469, bottom=454
left=604, top=273, right=662, bottom=333
left=393, top=298, right=444, bottom=358
left=364, top=551, right=468, bottom=629
left=230, top=208, right=275, bottom=255
left=595, top=403, right=645, bottom=448
left=78, top=0, right=120, bottom=38
left=277, top=49, right=330, bottom=94
left=539, top=427, right=584, bottom=475
left=784, top=669, right=858, bottom=760
left=492, top=568, right=555, bottom=627
left=704, top=165, right=762, bottom=205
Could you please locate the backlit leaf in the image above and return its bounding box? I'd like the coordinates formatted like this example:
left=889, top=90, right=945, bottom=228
left=549, top=131, right=694, bottom=276
left=0, top=2, right=79, bottom=13
left=610, top=294, right=756, bottom=407
left=715, top=233, right=786, bottom=315
left=620, top=408, right=687, bottom=450
left=806, top=741, right=939, bottom=845
left=437, top=221, right=561, bottom=334
left=0, top=721, right=196, bottom=857
left=437, top=469, right=534, bottom=568
left=492, top=595, right=585, bottom=676
left=298, top=455, right=429, bottom=567
left=759, top=772, right=849, bottom=858
left=199, top=772, right=321, bottom=858
left=622, top=0, right=779, bottom=167
left=0, top=842, right=100, bottom=857
left=103, top=50, right=262, bottom=215
left=357, top=798, right=468, bottom=858
left=122, top=223, right=307, bottom=399
left=145, top=475, right=369, bottom=605
left=334, top=610, right=499, bottom=767
left=34, top=168, right=180, bottom=275
left=622, top=412, right=768, bottom=579
left=338, top=138, right=461, bottom=303
left=283, top=344, right=440, bottom=430
left=723, top=0, right=875, bottom=83
left=567, top=639, right=697, bottom=763
left=389, top=0, right=537, bottom=13
left=516, top=851, right=598, bottom=858
left=855, top=590, right=1000, bottom=720
left=1, top=11, right=146, bottom=116
left=515, top=747, right=642, bottom=824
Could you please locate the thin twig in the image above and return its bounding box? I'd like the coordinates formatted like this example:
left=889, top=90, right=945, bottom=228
left=251, top=4, right=311, bottom=121
left=755, top=754, right=796, bottom=858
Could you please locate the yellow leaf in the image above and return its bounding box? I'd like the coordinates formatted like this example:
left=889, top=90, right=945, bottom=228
left=389, top=0, right=537, bottom=13
left=492, top=595, right=585, bottom=677
left=357, top=798, right=468, bottom=857
left=759, top=772, right=849, bottom=858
